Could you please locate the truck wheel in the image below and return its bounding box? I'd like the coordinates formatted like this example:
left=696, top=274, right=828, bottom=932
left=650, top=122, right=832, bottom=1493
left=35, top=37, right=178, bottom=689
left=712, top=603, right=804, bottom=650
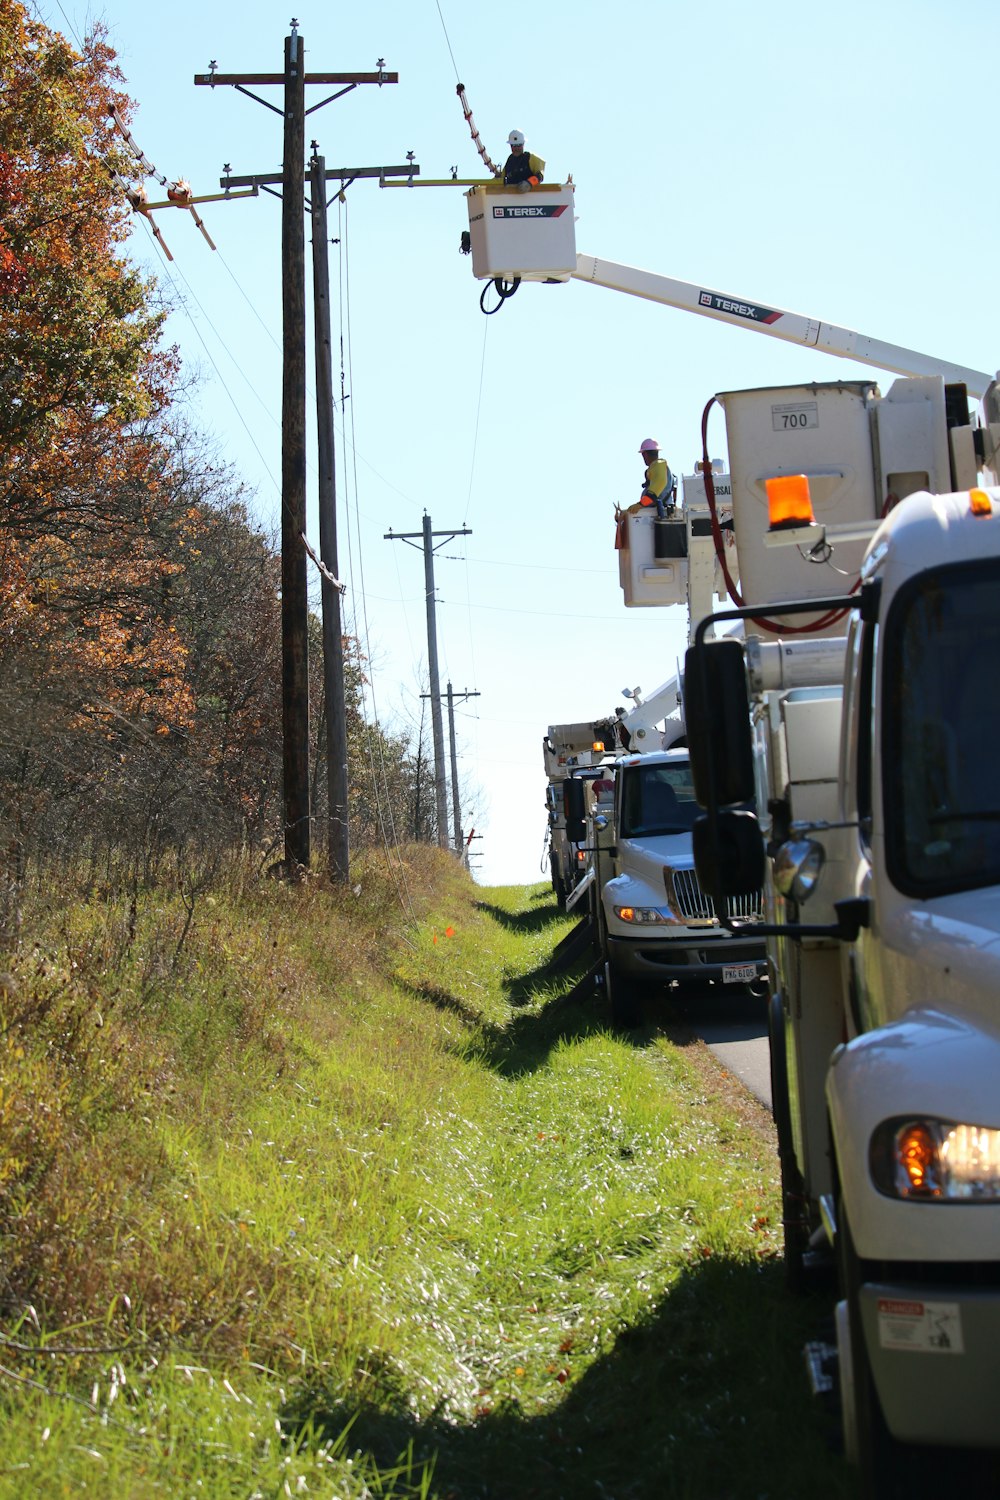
left=604, top=958, right=641, bottom=1029
left=768, top=990, right=810, bottom=1291
left=550, top=854, right=567, bottom=909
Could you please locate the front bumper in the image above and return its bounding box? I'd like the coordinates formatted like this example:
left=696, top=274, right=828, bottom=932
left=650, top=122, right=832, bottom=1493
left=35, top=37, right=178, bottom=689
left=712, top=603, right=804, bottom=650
left=607, top=932, right=767, bottom=986
left=860, top=1277, right=1000, bottom=1447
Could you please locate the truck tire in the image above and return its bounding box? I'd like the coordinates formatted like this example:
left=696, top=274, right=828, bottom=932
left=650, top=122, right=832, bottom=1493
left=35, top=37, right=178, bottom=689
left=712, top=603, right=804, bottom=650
left=549, top=853, right=566, bottom=908
left=768, top=990, right=810, bottom=1292
left=604, top=957, right=641, bottom=1030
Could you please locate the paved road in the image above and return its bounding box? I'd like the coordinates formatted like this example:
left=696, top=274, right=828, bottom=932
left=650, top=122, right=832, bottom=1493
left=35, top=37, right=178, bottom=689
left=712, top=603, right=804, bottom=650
left=670, top=987, right=772, bottom=1111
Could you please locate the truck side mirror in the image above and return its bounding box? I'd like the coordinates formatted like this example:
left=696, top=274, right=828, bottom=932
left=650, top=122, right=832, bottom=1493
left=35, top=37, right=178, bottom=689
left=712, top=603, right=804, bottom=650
left=684, top=638, right=755, bottom=808
left=563, top=777, right=587, bottom=845
left=693, top=810, right=765, bottom=898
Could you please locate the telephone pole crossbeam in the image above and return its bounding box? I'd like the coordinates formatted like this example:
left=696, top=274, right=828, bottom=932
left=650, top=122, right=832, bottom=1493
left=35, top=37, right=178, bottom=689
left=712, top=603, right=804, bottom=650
left=194, top=70, right=399, bottom=87
left=221, top=165, right=419, bottom=190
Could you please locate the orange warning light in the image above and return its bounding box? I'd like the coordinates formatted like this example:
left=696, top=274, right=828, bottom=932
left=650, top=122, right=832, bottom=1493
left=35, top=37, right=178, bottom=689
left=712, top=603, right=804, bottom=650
left=896, top=1122, right=940, bottom=1196
left=970, top=488, right=993, bottom=518
left=766, top=474, right=816, bottom=531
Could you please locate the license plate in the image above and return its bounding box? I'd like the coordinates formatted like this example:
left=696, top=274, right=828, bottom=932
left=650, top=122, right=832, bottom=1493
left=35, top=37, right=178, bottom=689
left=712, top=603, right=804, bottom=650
left=722, top=963, right=757, bottom=985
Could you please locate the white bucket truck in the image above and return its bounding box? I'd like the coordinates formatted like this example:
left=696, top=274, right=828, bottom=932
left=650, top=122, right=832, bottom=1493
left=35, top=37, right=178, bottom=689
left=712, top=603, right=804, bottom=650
left=595, top=740, right=768, bottom=1027
left=542, top=718, right=615, bottom=908
left=467, top=182, right=1000, bottom=1486
left=684, top=370, right=1000, bottom=1494
left=591, top=474, right=767, bottom=1027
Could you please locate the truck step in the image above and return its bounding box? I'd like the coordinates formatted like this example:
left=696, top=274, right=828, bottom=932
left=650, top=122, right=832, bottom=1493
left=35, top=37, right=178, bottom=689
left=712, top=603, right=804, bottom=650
left=803, top=1340, right=838, bottom=1400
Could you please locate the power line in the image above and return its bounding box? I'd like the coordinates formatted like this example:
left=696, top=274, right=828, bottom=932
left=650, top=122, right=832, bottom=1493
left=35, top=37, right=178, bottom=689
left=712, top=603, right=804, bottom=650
left=140, top=219, right=281, bottom=496
left=433, top=0, right=462, bottom=83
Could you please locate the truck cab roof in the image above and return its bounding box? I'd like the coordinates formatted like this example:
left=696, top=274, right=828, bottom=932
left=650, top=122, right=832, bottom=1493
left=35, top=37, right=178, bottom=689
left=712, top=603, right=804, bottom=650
left=615, top=747, right=690, bottom=771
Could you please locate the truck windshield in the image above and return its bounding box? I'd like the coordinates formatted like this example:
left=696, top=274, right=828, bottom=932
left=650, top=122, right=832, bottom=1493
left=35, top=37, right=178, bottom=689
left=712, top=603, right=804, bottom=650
left=620, top=761, right=699, bottom=837
left=884, top=557, right=1000, bottom=897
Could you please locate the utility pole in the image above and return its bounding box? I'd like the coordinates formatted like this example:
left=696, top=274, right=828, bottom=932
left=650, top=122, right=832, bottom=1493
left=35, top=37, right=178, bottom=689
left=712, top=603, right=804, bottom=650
left=280, top=24, right=308, bottom=870
left=195, top=27, right=417, bottom=873
left=423, top=682, right=480, bottom=856
left=310, top=148, right=348, bottom=882
left=385, top=517, right=471, bottom=849
left=447, top=682, right=480, bottom=857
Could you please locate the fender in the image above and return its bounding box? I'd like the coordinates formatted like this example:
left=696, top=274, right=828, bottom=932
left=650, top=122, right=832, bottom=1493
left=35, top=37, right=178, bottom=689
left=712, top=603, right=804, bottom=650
left=826, top=1007, right=1000, bottom=1263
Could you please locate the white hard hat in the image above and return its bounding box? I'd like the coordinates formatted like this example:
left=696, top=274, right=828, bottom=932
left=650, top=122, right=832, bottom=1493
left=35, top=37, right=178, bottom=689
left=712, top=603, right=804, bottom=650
left=508, top=129, right=525, bottom=146
left=639, top=438, right=659, bottom=454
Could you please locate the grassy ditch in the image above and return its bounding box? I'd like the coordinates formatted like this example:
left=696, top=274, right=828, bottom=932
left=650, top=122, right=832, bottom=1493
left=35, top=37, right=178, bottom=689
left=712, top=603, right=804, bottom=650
left=0, top=853, right=851, bottom=1498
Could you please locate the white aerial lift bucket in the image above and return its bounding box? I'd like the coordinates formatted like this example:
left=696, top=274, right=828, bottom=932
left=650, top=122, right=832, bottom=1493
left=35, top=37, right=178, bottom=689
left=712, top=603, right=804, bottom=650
left=465, top=182, right=577, bottom=282
left=618, top=472, right=734, bottom=611
left=617, top=508, right=689, bottom=607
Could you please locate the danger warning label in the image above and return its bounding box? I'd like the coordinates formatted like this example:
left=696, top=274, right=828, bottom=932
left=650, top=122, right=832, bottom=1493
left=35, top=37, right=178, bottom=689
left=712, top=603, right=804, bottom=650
left=877, top=1297, right=963, bottom=1354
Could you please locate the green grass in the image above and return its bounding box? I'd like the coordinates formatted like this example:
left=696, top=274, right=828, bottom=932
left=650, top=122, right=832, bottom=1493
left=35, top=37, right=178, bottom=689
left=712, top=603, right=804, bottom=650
left=0, top=855, right=851, bottom=1497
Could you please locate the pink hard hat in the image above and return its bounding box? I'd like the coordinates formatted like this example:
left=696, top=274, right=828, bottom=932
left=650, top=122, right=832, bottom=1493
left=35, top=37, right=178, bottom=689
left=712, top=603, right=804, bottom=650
left=639, top=438, right=659, bottom=454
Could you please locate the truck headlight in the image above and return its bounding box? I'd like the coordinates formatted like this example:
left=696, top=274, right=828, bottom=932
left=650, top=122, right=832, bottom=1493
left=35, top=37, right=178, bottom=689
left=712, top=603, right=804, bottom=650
left=613, top=905, right=676, bottom=925
left=871, top=1117, right=1000, bottom=1201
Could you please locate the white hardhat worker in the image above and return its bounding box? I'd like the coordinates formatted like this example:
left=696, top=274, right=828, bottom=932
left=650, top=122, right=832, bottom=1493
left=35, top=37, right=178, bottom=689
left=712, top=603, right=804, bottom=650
left=503, top=130, right=544, bottom=189
left=639, top=438, right=659, bottom=455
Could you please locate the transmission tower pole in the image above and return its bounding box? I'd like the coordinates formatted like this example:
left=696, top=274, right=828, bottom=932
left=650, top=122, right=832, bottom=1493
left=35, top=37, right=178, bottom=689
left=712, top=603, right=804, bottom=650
left=385, top=517, right=471, bottom=850
left=195, top=28, right=416, bottom=873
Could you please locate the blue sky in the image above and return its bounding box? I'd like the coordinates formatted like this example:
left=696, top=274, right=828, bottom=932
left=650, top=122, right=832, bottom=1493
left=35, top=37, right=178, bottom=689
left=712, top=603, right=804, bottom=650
left=35, top=0, right=1000, bottom=883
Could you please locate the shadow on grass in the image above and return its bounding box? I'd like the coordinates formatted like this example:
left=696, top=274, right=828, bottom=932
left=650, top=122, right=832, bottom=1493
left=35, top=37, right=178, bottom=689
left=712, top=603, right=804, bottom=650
left=400, top=920, right=669, bottom=1079
left=396, top=969, right=616, bottom=1078
left=280, top=1255, right=852, bottom=1500
left=397, top=979, right=485, bottom=1030
left=474, top=899, right=568, bottom=936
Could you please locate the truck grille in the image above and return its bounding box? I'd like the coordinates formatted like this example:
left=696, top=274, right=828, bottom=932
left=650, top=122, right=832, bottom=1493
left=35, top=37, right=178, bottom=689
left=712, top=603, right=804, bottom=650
left=669, top=868, right=763, bottom=923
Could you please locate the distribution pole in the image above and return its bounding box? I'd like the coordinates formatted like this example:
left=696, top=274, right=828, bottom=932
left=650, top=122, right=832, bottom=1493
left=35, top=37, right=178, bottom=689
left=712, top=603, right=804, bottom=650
left=424, top=683, right=481, bottom=856
left=422, top=514, right=448, bottom=847
left=195, top=31, right=415, bottom=874
left=310, top=149, right=349, bottom=883
left=385, top=517, right=471, bottom=850
left=280, top=25, right=309, bottom=869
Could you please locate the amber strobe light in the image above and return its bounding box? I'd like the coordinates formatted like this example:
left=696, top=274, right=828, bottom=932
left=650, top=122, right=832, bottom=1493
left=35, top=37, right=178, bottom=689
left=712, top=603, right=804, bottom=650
left=970, top=488, right=994, bottom=517
left=896, top=1122, right=941, bottom=1197
left=765, top=473, right=816, bottom=531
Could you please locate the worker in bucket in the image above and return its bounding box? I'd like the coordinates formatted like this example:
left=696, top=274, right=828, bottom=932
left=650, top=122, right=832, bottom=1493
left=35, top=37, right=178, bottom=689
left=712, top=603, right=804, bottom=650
left=502, top=130, right=545, bottom=191
left=637, top=438, right=677, bottom=518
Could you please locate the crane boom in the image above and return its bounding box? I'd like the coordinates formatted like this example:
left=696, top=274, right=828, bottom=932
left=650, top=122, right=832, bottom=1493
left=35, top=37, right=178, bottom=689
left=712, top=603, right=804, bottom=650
left=572, top=254, right=994, bottom=398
